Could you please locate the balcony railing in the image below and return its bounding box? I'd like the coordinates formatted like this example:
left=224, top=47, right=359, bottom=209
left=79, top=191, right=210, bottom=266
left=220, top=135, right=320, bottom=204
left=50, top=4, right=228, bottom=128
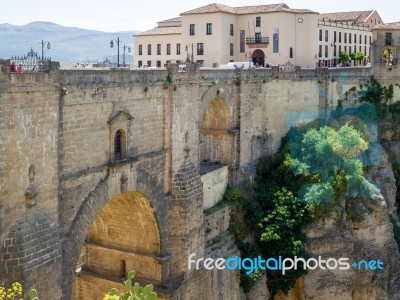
left=246, top=37, right=269, bottom=45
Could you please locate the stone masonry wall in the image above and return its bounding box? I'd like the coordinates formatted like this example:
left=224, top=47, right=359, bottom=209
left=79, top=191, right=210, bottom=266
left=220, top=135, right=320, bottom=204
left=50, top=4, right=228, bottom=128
left=1, top=65, right=391, bottom=300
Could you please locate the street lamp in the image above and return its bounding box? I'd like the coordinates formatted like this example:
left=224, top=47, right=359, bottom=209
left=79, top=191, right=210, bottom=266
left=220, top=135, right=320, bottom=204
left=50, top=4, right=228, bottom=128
left=39, top=40, right=50, bottom=62
left=122, top=44, right=131, bottom=66
left=110, top=37, right=123, bottom=67
left=185, top=43, right=194, bottom=63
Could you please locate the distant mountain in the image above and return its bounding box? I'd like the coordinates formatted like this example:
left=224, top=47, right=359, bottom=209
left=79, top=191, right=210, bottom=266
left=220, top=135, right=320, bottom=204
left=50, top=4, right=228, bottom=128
left=0, top=21, right=139, bottom=66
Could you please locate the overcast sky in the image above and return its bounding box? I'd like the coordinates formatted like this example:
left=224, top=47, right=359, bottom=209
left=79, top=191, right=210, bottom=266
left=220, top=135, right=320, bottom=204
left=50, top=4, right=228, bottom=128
left=2, top=0, right=399, bottom=32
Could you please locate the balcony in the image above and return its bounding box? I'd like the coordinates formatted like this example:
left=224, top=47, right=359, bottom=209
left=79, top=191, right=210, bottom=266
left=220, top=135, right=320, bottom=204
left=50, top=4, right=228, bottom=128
left=246, top=37, right=269, bottom=45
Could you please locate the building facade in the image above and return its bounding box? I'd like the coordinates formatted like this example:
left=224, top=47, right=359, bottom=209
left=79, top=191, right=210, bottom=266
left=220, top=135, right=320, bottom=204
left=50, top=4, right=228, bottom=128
left=134, top=3, right=383, bottom=68
left=371, top=21, right=400, bottom=67
left=317, top=10, right=383, bottom=67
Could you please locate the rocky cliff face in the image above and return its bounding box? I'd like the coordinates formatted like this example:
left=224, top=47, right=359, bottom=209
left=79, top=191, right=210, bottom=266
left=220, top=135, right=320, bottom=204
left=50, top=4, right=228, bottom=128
left=269, top=148, right=400, bottom=300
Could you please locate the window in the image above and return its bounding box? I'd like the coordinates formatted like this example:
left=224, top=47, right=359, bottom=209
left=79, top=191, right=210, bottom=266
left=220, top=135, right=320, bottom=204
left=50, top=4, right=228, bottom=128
left=197, top=43, right=204, bottom=55
left=385, top=32, right=392, bottom=45
left=344, top=46, right=347, bottom=52
left=114, top=129, right=125, bottom=160
left=138, top=45, right=142, bottom=55
left=177, top=43, right=181, bottom=55
left=339, top=45, right=342, bottom=54
left=147, top=60, right=151, bottom=67
left=369, top=36, right=372, bottom=44
left=289, top=47, right=293, bottom=59
left=190, top=24, right=195, bottom=35
left=359, top=35, right=362, bottom=44
left=167, top=44, right=171, bottom=55
left=334, top=31, right=337, bottom=43
left=364, top=46, right=367, bottom=56
left=319, top=45, right=322, bottom=57
left=138, top=60, right=142, bottom=67
left=256, top=17, right=261, bottom=27
left=255, top=32, right=261, bottom=43
left=339, top=32, right=342, bottom=43
left=325, top=30, right=328, bottom=42
left=206, top=23, right=212, bottom=35
left=319, top=29, right=322, bottom=41
left=349, top=33, right=352, bottom=44
left=157, top=44, right=161, bottom=55
left=334, top=45, right=337, bottom=57
left=364, top=35, right=367, bottom=44
left=196, top=60, right=204, bottom=66
left=349, top=46, right=352, bottom=54
left=354, top=34, right=357, bottom=44
left=344, top=33, right=347, bottom=43
left=156, top=60, right=161, bottom=67
left=325, top=45, right=328, bottom=57
left=147, top=44, right=151, bottom=55
left=230, top=24, right=234, bottom=36
left=230, top=43, right=234, bottom=56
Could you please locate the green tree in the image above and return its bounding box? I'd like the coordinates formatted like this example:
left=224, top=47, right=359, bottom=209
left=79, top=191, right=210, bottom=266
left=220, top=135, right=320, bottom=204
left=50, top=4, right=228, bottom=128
left=350, top=51, right=365, bottom=66
left=258, top=187, right=309, bottom=295
left=291, top=124, right=379, bottom=201
left=339, top=51, right=350, bottom=65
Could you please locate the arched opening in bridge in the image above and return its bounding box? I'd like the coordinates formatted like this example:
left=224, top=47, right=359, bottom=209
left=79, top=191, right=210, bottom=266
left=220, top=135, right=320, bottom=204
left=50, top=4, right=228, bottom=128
left=252, top=49, right=265, bottom=67
left=73, top=191, right=165, bottom=299
left=382, top=48, right=396, bottom=65
left=200, top=97, right=232, bottom=165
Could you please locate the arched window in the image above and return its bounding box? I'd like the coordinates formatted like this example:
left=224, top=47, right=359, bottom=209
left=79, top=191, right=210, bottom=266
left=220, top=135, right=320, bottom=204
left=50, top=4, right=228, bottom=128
left=114, top=130, right=124, bottom=160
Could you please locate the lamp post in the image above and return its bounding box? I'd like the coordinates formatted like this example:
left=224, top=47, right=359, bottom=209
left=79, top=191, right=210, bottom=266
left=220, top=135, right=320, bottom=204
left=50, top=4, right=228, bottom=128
left=39, top=40, right=50, bottom=62
left=122, top=44, right=131, bottom=66
left=185, top=43, right=194, bottom=63
left=110, top=37, right=122, bottom=67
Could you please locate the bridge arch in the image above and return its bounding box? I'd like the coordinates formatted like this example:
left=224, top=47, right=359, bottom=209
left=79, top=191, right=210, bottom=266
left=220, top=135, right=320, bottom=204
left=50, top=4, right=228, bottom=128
left=73, top=191, right=163, bottom=299
left=63, top=170, right=169, bottom=300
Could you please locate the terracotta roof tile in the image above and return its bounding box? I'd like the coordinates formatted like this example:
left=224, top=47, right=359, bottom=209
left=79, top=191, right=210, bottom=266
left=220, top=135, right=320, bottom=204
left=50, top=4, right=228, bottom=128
left=180, top=3, right=316, bottom=15
left=319, top=11, right=374, bottom=24
left=181, top=3, right=236, bottom=15
left=373, top=21, right=400, bottom=30
left=135, top=26, right=181, bottom=36
left=158, top=17, right=181, bottom=23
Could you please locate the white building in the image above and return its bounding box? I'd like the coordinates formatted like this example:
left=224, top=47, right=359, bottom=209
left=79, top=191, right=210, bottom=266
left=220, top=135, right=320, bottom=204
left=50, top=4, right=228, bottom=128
left=134, top=3, right=383, bottom=68
left=317, top=10, right=383, bottom=67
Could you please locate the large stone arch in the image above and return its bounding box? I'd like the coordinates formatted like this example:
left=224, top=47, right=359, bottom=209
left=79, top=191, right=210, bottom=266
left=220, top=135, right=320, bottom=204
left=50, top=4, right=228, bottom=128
left=63, top=170, right=168, bottom=300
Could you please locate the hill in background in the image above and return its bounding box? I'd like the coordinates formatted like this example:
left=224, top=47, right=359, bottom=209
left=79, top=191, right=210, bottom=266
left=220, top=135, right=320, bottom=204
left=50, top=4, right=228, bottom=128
left=0, top=21, right=139, bottom=67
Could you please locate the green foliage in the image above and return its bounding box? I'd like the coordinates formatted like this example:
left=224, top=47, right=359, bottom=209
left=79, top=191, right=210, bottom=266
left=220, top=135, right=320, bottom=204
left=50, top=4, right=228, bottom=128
left=103, top=271, right=157, bottom=300
left=28, top=289, right=38, bottom=300
left=350, top=51, right=365, bottom=62
left=290, top=124, right=379, bottom=201
left=339, top=51, right=350, bottom=62
left=359, top=77, right=393, bottom=107
left=204, top=186, right=245, bottom=215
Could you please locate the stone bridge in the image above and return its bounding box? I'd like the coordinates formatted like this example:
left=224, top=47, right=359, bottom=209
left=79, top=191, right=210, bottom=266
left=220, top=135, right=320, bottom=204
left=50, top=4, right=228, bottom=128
left=0, top=63, right=399, bottom=299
